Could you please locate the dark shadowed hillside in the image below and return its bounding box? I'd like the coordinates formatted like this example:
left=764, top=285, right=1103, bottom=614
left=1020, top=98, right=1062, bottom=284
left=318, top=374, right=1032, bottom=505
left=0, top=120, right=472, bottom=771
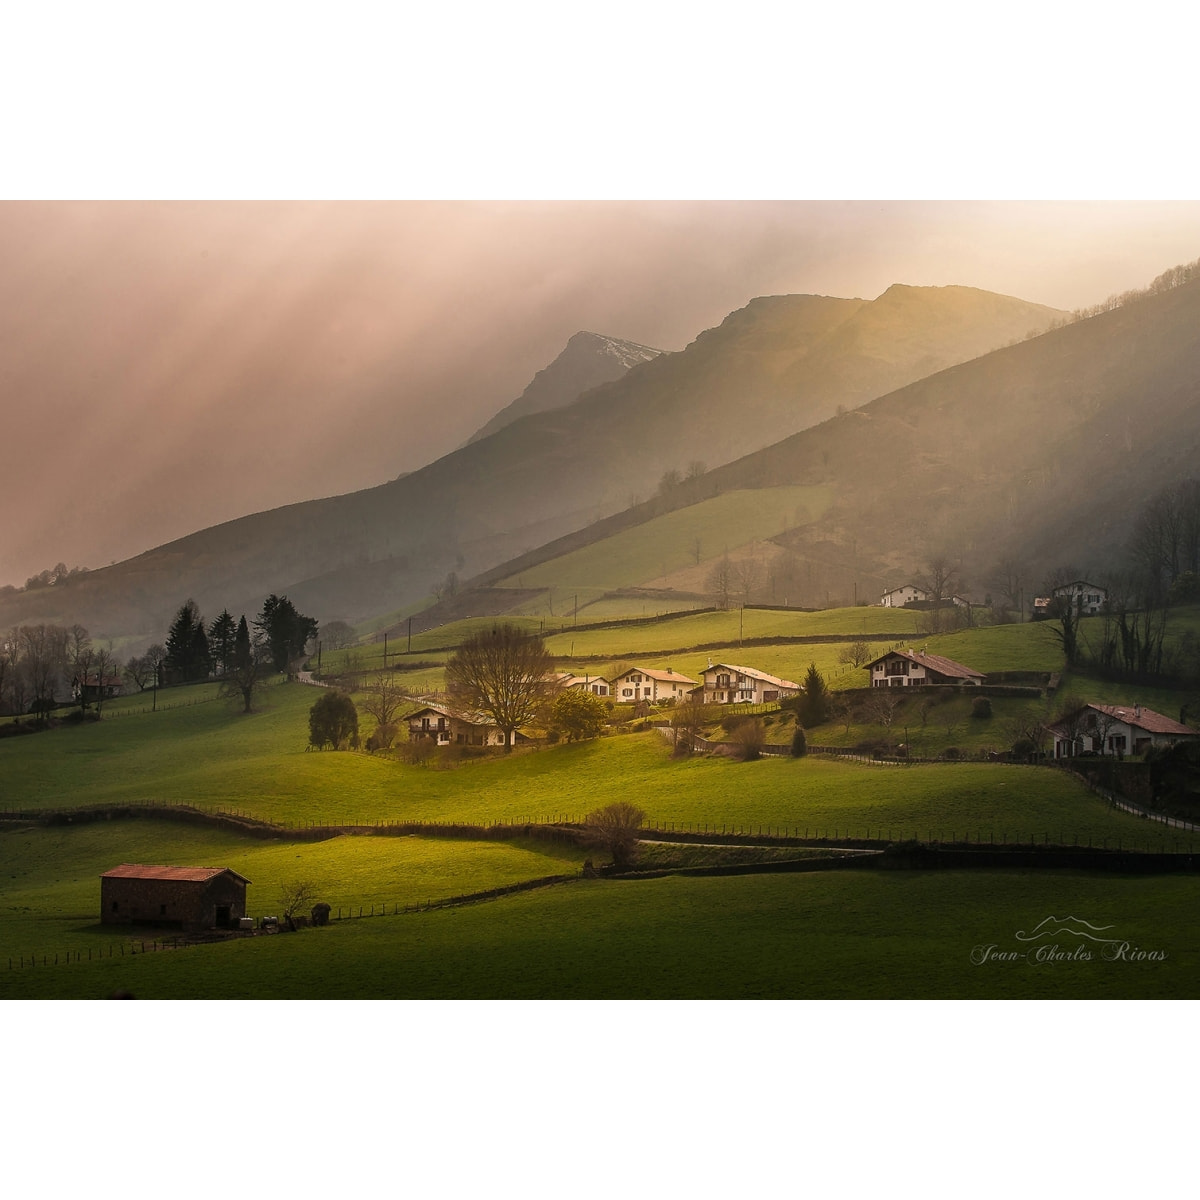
left=0, top=285, right=1062, bottom=642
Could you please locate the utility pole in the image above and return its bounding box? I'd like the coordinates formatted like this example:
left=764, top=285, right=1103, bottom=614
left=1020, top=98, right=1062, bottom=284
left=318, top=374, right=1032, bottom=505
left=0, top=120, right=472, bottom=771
left=383, top=633, right=388, bottom=670
left=407, top=617, right=412, bottom=654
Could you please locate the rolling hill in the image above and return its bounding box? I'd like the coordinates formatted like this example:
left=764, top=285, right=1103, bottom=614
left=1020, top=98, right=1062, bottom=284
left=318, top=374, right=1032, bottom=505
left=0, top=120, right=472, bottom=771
left=445, top=270, right=1200, bottom=619
left=0, top=284, right=1062, bottom=643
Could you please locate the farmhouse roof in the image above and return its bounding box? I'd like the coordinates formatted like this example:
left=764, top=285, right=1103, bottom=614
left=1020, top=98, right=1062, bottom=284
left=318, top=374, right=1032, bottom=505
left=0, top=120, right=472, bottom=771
left=613, top=667, right=698, bottom=685
left=101, top=864, right=251, bottom=884
left=1052, top=580, right=1107, bottom=593
left=864, top=649, right=985, bottom=681
left=408, top=701, right=498, bottom=727
left=708, top=663, right=800, bottom=690
left=1053, top=703, right=1198, bottom=737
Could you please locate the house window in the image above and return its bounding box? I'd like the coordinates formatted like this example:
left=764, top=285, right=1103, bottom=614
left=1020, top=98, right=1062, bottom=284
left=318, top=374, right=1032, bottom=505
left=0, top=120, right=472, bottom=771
left=437, top=717, right=446, bottom=730
left=421, top=717, right=430, bottom=730
left=716, top=674, right=730, bottom=688
left=631, top=674, right=642, bottom=683
left=623, top=688, right=633, bottom=697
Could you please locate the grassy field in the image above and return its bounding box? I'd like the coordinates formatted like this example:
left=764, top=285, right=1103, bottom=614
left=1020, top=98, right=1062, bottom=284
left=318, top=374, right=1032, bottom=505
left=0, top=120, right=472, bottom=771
left=0, top=819, right=586, bottom=964
left=493, top=486, right=833, bottom=614
left=0, top=682, right=1187, bottom=853
left=2, top=866, right=1194, bottom=999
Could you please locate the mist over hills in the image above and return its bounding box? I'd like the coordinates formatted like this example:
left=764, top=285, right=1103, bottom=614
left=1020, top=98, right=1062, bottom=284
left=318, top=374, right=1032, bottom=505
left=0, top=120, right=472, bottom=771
left=0, top=284, right=1063, bottom=643
left=464, top=331, right=666, bottom=445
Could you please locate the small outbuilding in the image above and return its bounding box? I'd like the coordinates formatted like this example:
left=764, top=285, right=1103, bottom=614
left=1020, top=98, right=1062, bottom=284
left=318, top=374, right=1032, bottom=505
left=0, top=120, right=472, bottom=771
left=101, top=864, right=251, bottom=932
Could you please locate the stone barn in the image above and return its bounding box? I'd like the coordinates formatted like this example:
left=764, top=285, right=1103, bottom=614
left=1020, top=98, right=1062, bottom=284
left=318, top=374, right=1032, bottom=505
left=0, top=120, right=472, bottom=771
left=101, top=864, right=251, bottom=932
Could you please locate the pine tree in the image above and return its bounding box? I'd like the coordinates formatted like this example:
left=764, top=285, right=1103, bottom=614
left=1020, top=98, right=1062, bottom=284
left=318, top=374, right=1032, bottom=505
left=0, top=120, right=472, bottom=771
left=800, top=662, right=829, bottom=727
left=208, top=610, right=237, bottom=675
left=165, top=599, right=209, bottom=683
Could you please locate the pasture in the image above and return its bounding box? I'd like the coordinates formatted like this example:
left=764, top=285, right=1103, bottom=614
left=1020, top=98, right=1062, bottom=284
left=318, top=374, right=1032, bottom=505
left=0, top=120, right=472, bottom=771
left=2, top=866, right=1194, bottom=999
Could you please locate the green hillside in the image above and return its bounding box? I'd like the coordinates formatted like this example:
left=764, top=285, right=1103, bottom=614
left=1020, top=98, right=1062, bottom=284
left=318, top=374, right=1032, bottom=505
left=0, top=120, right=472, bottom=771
left=3, top=867, right=1194, bottom=999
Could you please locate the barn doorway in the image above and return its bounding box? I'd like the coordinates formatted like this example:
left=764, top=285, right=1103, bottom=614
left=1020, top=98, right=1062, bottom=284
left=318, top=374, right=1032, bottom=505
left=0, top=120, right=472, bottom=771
left=215, top=905, right=232, bottom=928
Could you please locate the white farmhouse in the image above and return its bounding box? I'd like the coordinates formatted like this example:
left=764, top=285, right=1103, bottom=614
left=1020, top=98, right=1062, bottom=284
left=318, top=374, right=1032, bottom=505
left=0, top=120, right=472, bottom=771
left=698, top=663, right=801, bottom=704
left=1051, top=580, right=1108, bottom=615
left=865, top=648, right=984, bottom=688
left=880, top=584, right=929, bottom=607
left=1049, top=703, right=1198, bottom=758
left=609, top=666, right=697, bottom=704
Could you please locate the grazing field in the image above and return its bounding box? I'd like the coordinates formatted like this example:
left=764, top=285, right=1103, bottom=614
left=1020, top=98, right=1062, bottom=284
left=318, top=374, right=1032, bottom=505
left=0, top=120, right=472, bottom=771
left=494, top=486, right=833, bottom=614
left=0, top=820, right=586, bottom=963
left=0, top=684, right=1186, bottom=852
left=2, top=867, right=1194, bottom=999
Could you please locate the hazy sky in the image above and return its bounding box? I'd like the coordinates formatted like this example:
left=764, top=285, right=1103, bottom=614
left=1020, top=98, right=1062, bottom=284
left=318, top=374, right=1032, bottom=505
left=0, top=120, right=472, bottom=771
left=2, top=200, right=1199, bottom=588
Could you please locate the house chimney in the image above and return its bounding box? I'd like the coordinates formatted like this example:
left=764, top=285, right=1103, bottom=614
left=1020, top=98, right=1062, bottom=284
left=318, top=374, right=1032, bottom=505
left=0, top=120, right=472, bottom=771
left=1134, top=704, right=1141, bottom=719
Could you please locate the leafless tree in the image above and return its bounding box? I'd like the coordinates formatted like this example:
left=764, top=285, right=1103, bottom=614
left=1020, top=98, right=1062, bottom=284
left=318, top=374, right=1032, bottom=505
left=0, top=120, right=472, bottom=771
left=685, top=460, right=707, bottom=481
left=670, top=693, right=709, bottom=755
left=838, top=640, right=871, bottom=668
left=585, top=801, right=646, bottom=869
left=361, top=673, right=408, bottom=733
left=124, top=654, right=154, bottom=692
left=706, top=556, right=733, bottom=610
left=92, top=645, right=117, bottom=716
left=987, top=558, right=1025, bottom=621
left=321, top=620, right=355, bottom=651
left=279, top=880, right=318, bottom=930
left=445, top=624, right=556, bottom=752
left=19, top=624, right=67, bottom=724
left=866, top=689, right=902, bottom=746
left=734, top=556, right=761, bottom=607
left=658, top=467, right=682, bottom=494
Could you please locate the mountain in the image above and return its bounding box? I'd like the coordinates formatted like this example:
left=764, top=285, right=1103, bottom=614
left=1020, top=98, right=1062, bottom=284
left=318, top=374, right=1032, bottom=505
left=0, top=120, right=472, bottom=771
left=476, top=272, right=1200, bottom=615
left=0, top=285, right=1064, bottom=643
left=464, top=331, right=666, bottom=444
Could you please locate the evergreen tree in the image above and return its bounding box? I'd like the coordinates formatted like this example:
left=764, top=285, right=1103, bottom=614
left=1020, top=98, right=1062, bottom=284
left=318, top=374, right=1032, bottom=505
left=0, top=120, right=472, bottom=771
left=800, top=662, right=829, bottom=727
left=208, top=609, right=237, bottom=675
left=255, top=594, right=319, bottom=673
left=234, top=615, right=252, bottom=668
left=165, top=599, right=210, bottom=682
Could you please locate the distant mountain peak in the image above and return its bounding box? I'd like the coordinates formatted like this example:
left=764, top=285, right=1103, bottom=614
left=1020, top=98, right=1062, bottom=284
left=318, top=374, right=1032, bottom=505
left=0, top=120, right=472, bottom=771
left=464, top=330, right=667, bottom=445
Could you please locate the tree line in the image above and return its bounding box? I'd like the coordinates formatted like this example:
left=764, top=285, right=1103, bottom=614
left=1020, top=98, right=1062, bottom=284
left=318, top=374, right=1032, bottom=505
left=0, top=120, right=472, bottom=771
left=0, top=593, right=319, bottom=721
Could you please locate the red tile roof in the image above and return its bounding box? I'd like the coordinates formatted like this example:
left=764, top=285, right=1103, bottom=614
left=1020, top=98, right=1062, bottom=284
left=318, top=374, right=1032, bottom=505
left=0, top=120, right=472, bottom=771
left=1089, top=704, right=1197, bottom=737
left=865, top=649, right=984, bottom=681
left=101, top=864, right=251, bottom=884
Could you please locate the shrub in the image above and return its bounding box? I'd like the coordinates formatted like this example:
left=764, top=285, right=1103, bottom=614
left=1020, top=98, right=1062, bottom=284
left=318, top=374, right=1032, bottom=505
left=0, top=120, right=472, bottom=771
left=365, top=722, right=398, bottom=752
left=730, top=717, right=766, bottom=761
left=790, top=726, right=808, bottom=757
left=942, top=746, right=962, bottom=760
left=971, top=696, right=993, bottom=720
left=308, top=690, right=359, bottom=750
left=310, top=903, right=332, bottom=927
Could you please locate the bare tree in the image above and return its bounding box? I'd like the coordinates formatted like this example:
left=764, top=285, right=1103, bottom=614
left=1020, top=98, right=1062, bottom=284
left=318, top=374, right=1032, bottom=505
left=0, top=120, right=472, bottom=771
left=733, top=556, right=760, bottom=607
left=729, top=716, right=766, bottom=761
left=987, top=558, right=1025, bottom=621
left=445, top=624, right=556, bottom=752
left=279, top=880, right=318, bottom=930
left=670, top=693, right=709, bottom=755
left=19, top=624, right=67, bottom=725
left=658, top=467, right=682, bottom=495
left=92, top=645, right=117, bottom=716
left=360, top=672, right=408, bottom=740
left=124, top=653, right=154, bottom=692
left=706, top=556, right=733, bottom=610
left=866, top=690, right=902, bottom=742
left=585, top=801, right=646, bottom=869
left=838, top=640, right=871, bottom=668
left=321, top=620, right=355, bottom=651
